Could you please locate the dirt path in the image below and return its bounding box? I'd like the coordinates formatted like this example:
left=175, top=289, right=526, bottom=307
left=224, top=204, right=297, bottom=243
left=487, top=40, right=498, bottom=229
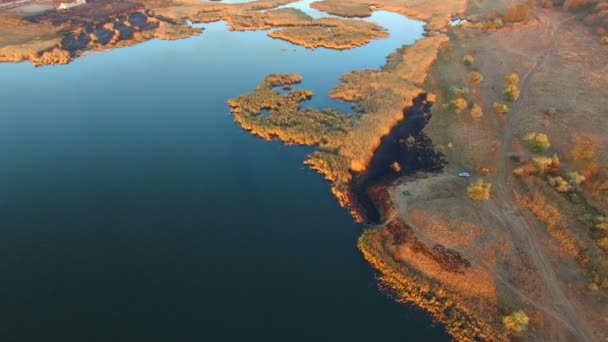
left=492, top=13, right=595, bottom=341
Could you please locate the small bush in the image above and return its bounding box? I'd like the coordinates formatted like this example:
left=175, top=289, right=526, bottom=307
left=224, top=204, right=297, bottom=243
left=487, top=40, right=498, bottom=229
left=449, top=86, right=469, bottom=97
left=493, top=102, right=509, bottom=115
left=601, top=36, right=608, bottom=45
left=524, top=133, right=551, bottom=153
left=467, top=180, right=492, bottom=202
left=567, top=172, right=586, bottom=186
left=503, top=86, right=520, bottom=102
left=444, top=86, right=469, bottom=113
left=533, top=154, right=560, bottom=174
left=470, top=104, right=483, bottom=118
left=463, top=54, right=475, bottom=66
left=443, top=98, right=468, bottom=112
left=598, top=237, right=608, bottom=250
left=595, top=217, right=608, bottom=231
left=469, top=72, right=483, bottom=85
left=505, top=73, right=520, bottom=86
left=548, top=176, right=571, bottom=192
left=503, top=74, right=520, bottom=101
left=502, top=310, right=530, bottom=334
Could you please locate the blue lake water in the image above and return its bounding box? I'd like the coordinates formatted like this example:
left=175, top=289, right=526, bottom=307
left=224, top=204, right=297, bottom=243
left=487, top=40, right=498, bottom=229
left=0, top=8, right=448, bottom=342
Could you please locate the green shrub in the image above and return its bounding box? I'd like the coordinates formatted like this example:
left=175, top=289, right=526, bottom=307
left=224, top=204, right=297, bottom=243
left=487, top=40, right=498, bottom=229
left=493, top=102, right=509, bottom=115
left=533, top=154, right=560, bottom=174
left=503, top=86, right=520, bottom=101
left=548, top=176, right=571, bottom=192
left=502, top=310, right=530, bottom=334
left=503, top=73, right=520, bottom=102
left=449, top=86, right=469, bottom=97
left=524, top=132, right=551, bottom=153
left=595, top=217, right=608, bottom=231
left=567, top=172, right=586, bottom=186
left=444, top=98, right=468, bottom=112
left=463, top=54, right=475, bottom=66
left=598, top=237, right=608, bottom=250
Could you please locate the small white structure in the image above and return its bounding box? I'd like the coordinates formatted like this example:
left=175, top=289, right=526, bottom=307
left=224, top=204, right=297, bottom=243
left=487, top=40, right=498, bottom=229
left=57, top=0, right=86, bottom=11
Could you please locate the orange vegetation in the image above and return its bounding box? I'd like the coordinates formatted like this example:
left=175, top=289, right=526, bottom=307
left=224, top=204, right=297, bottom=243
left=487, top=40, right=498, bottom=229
left=230, top=35, right=449, bottom=210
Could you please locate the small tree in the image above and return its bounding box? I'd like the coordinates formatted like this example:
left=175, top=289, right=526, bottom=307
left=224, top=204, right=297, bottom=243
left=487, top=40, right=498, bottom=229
left=463, top=54, right=474, bottom=66
left=467, top=180, right=492, bottom=202
left=503, top=73, right=520, bottom=102
left=524, top=133, right=551, bottom=153
left=503, top=86, right=520, bottom=102
left=601, top=36, right=608, bottom=45
left=548, top=176, right=571, bottom=192
left=470, top=104, right=483, bottom=118
left=505, top=73, right=520, bottom=86
left=469, top=72, right=483, bottom=85
left=493, top=102, right=509, bottom=115
left=595, top=217, right=608, bottom=231
left=533, top=154, right=560, bottom=174
left=502, top=310, right=530, bottom=334
left=598, top=237, right=608, bottom=250
left=567, top=172, right=585, bottom=186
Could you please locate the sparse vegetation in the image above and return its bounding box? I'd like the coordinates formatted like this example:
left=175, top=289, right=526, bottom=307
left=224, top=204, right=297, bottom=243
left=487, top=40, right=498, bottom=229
left=524, top=132, right=551, bottom=153
left=467, top=179, right=492, bottom=202
left=470, top=104, right=483, bottom=118
left=493, top=102, right=509, bottom=115
left=469, top=72, right=483, bottom=85
left=502, top=310, right=530, bottom=334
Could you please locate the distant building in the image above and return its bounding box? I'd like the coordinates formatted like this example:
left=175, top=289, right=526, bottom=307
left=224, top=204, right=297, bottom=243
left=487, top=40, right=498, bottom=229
left=57, top=0, right=86, bottom=11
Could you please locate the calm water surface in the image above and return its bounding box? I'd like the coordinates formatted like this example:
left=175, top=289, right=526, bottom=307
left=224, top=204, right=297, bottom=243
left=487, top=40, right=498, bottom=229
left=0, top=8, right=449, bottom=342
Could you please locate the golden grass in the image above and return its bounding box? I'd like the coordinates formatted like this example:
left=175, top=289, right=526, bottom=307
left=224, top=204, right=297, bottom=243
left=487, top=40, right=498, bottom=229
left=268, top=18, right=388, bottom=50
left=229, top=35, right=448, bottom=210
left=524, top=132, right=551, bottom=153
left=518, top=192, right=582, bottom=258
left=358, top=227, right=507, bottom=341
left=228, top=74, right=355, bottom=145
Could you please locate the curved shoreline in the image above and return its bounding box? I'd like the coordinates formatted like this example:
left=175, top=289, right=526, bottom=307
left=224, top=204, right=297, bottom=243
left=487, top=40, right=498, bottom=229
left=3, top=0, right=607, bottom=340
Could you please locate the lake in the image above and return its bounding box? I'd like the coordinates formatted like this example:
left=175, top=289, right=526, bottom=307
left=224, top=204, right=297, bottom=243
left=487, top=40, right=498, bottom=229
left=0, top=6, right=449, bottom=341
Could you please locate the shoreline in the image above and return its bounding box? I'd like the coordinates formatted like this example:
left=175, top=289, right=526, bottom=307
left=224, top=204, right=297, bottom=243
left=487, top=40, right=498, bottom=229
left=2, top=0, right=607, bottom=340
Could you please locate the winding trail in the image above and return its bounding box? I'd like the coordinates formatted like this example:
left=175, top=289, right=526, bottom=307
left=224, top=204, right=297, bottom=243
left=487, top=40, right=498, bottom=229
left=493, top=13, right=594, bottom=341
